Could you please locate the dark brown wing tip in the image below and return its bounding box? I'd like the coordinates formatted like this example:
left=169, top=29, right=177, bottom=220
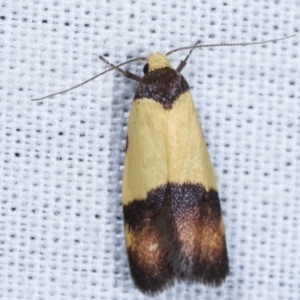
left=124, top=184, right=229, bottom=295
left=156, top=184, right=230, bottom=287
left=190, top=249, right=230, bottom=286
left=169, top=239, right=229, bottom=287
left=127, top=248, right=175, bottom=296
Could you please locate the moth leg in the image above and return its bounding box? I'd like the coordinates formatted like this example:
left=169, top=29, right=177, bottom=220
left=99, top=56, right=142, bottom=82
left=176, top=40, right=201, bottom=72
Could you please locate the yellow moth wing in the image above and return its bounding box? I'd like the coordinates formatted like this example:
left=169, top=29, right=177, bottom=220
left=123, top=91, right=218, bottom=205
left=167, top=91, right=218, bottom=190
left=122, top=99, right=168, bottom=205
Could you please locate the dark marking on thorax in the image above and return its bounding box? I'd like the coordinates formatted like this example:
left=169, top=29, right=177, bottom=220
left=134, top=67, right=189, bottom=110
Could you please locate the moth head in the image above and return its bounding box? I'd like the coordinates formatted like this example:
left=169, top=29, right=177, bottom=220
left=146, top=53, right=171, bottom=73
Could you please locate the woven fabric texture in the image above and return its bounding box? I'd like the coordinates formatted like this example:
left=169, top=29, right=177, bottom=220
left=0, top=0, right=299, bottom=299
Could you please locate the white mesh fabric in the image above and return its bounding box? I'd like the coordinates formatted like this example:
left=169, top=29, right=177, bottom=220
left=0, top=0, right=299, bottom=299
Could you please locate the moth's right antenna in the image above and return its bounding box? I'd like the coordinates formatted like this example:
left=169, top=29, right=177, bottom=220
left=166, top=34, right=295, bottom=56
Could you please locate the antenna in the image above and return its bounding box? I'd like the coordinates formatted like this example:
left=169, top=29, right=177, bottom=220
left=165, top=34, right=295, bottom=56
left=32, top=34, right=295, bottom=101
left=32, top=56, right=147, bottom=101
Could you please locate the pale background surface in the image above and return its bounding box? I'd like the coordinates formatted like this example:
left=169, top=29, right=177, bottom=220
left=0, top=1, right=299, bottom=299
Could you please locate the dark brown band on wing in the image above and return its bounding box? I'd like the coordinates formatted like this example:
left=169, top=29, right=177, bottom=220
left=126, top=217, right=175, bottom=295
left=158, top=184, right=229, bottom=286
left=123, top=182, right=229, bottom=294
left=123, top=185, right=166, bottom=230
left=133, top=67, right=189, bottom=110
left=123, top=185, right=175, bottom=295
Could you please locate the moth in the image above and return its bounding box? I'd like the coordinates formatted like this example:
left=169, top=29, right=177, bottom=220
left=32, top=34, right=294, bottom=296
